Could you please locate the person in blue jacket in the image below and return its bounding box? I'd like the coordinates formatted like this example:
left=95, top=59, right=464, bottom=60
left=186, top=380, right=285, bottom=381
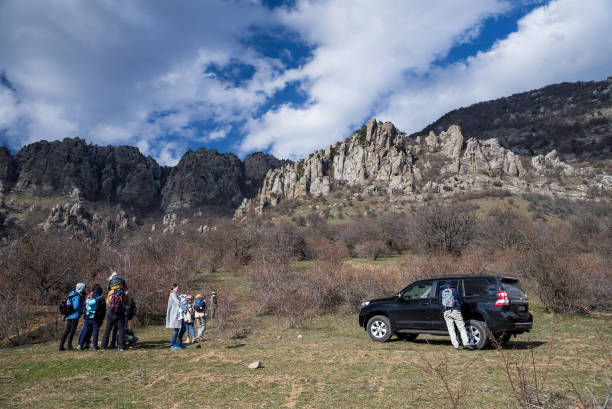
left=439, top=282, right=473, bottom=351
left=59, top=282, right=86, bottom=351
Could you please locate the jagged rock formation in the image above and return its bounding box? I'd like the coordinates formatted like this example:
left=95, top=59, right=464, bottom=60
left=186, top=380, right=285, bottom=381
left=42, top=202, right=94, bottom=234
left=160, top=149, right=287, bottom=212
left=11, top=138, right=165, bottom=209
left=243, top=152, right=292, bottom=198
left=161, top=148, right=245, bottom=211
left=414, top=77, right=612, bottom=159
left=0, top=139, right=286, bottom=213
left=238, top=118, right=611, bottom=216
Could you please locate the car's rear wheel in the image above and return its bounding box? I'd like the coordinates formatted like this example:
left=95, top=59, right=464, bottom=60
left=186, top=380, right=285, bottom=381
left=464, top=319, right=490, bottom=350
left=367, top=315, right=392, bottom=342
left=492, top=332, right=512, bottom=346
left=396, top=333, right=418, bottom=341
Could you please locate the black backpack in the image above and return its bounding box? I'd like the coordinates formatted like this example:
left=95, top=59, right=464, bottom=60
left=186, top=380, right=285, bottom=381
left=59, top=294, right=77, bottom=316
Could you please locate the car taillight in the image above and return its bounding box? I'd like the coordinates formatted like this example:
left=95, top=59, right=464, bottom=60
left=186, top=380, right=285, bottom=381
left=495, top=290, right=510, bottom=306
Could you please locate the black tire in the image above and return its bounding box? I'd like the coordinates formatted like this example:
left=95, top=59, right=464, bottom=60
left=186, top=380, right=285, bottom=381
left=493, top=332, right=512, bottom=346
left=464, top=319, right=490, bottom=350
left=396, top=333, right=418, bottom=341
left=366, top=315, right=392, bottom=342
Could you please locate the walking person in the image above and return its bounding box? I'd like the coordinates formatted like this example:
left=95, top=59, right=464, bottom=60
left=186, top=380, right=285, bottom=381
left=209, top=291, right=218, bottom=323
left=193, top=294, right=207, bottom=342
left=78, top=284, right=105, bottom=350
left=439, top=282, right=474, bottom=351
left=59, top=282, right=86, bottom=351
left=166, top=283, right=188, bottom=350
left=100, top=279, right=130, bottom=351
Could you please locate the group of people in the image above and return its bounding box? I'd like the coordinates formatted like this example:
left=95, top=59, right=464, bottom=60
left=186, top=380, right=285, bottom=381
left=59, top=272, right=136, bottom=351
left=166, top=283, right=217, bottom=350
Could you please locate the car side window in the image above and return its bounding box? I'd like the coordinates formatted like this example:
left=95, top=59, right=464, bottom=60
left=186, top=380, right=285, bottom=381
left=401, top=281, right=434, bottom=301
left=464, top=278, right=493, bottom=297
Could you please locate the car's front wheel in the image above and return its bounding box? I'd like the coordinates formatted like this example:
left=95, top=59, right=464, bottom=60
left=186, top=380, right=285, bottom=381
left=464, top=319, right=490, bottom=350
left=367, top=315, right=392, bottom=342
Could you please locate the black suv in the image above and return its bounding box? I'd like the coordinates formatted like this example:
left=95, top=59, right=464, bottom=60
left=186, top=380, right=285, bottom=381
left=358, top=275, right=532, bottom=349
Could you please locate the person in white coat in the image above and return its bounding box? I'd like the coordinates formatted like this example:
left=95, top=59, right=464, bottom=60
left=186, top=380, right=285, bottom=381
left=166, top=283, right=188, bottom=350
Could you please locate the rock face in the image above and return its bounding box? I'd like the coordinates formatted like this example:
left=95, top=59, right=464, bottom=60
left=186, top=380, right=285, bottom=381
left=414, top=78, right=612, bottom=159
left=12, top=138, right=164, bottom=209
left=238, top=117, right=611, bottom=216
left=243, top=152, right=292, bottom=198
left=1, top=138, right=285, bottom=213
left=161, top=148, right=246, bottom=212
left=42, top=202, right=94, bottom=234
left=247, top=119, right=530, bottom=212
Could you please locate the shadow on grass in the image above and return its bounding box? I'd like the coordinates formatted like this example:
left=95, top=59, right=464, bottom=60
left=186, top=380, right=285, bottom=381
left=135, top=340, right=172, bottom=349
left=405, top=337, right=547, bottom=350
left=226, top=343, right=246, bottom=349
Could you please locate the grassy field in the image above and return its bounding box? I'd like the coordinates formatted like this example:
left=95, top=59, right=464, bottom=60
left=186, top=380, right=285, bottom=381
left=0, top=306, right=610, bottom=409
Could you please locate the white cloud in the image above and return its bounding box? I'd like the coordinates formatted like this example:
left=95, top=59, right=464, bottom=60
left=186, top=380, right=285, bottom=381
left=239, top=0, right=510, bottom=158
left=0, top=0, right=278, bottom=162
left=377, top=0, right=612, bottom=134
left=0, top=0, right=610, bottom=166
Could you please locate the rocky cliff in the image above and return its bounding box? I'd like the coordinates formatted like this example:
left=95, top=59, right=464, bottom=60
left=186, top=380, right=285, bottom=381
left=0, top=138, right=287, bottom=212
left=413, top=77, right=612, bottom=159
left=10, top=138, right=165, bottom=210
left=238, top=118, right=611, bottom=216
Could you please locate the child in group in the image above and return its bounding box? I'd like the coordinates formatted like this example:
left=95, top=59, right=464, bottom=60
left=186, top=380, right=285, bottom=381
left=184, top=295, right=196, bottom=344
left=193, top=294, right=207, bottom=342
left=177, top=294, right=194, bottom=344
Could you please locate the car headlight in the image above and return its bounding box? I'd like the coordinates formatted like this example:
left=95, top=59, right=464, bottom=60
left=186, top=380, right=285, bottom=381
left=360, top=301, right=370, bottom=308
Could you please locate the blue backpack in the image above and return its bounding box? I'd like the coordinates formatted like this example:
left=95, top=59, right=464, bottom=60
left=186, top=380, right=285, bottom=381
left=85, top=296, right=101, bottom=319
left=441, top=287, right=456, bottom=308
left=193, top=298, right=206, bottom=313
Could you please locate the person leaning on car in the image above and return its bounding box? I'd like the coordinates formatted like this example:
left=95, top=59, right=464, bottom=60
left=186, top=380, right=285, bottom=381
left=439, top=282, right=474, bottom=351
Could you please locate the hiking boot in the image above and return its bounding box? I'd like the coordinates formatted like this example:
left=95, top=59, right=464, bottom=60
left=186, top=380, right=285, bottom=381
left=453, top=347, right=459, bottom=351
left=93, top=347, right=99, bottom=351
left=77, top=345, right=83, bottom=351
left=59, top=346, right=66, bottom=351
left=66, top=346, right=74, bottom=351
left=464, top=345, right=475, bottom=351
left=99, top=348, right=106, bottom=351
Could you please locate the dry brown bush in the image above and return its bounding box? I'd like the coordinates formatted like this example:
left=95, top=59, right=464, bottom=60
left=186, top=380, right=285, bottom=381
left=516, top=224, right=612, bottom=313
left=414, top=203, right=477, bottom=255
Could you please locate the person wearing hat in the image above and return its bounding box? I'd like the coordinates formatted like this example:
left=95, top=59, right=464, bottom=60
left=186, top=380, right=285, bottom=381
left=209, top=291, right=218, bottom=324
left=59, top=282, right=86, bottom=351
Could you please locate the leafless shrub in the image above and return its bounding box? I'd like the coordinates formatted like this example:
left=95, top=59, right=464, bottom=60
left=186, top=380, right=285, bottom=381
left=354, top=240, right=388, bottom=260
left=478, top=207, right=533, bottom=250
left=414, top=204, right=477, bottom=255
left=419, top=337, right=476, bottom=409
left=215, top=290, right=250, bottom=339
left=516, top=224, right=612, bottom=314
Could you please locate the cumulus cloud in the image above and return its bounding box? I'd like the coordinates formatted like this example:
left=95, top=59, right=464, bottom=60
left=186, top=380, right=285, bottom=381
left=0, top=0, right=279, bottom=165
left=0, top=0, right=610, bottom=165
left=239, top=0, right=510, bottom=158
left=377, top=0, right=612, bottom=132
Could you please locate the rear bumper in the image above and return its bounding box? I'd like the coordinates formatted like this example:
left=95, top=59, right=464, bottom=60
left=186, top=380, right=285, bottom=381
left=487, top=311, right=533, bottom=334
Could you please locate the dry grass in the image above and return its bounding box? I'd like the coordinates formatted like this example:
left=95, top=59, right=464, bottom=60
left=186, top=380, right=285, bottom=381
left=0, top=309, right=609, bottom=409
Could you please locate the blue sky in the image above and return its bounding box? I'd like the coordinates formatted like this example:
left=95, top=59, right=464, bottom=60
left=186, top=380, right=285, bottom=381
left=0, top=0, right=611, bottom=165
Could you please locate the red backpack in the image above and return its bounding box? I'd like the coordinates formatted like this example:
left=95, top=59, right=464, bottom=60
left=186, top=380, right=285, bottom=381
left=108, top=289, right=125, bottom=314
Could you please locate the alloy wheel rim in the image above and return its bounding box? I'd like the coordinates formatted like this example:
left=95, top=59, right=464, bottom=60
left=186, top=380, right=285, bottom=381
left=371, top=321, right=387, bottom=338
left=466, top=325, right=481, bottom=345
